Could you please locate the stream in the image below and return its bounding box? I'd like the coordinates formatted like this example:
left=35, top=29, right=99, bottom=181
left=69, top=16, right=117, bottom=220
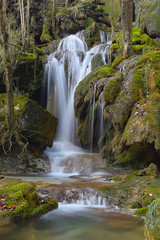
left=0, top=203, right=144, bottom=240
left=2, top=171, right=145, bottom=240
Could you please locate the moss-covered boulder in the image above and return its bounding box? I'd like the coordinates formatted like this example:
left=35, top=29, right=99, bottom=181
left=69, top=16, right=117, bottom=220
left=145, top=198, right=160, bottom=240
left=74, top=49, right=160, bottom=167
left=0, top=93, right=57, bottom=174
left=115, top=51, right=160, bottom=165
left=74, top=65, right=115, bottom=148
left=0, top=93, right=57, bottom=154
left=0, top=179, right=58, bottom=226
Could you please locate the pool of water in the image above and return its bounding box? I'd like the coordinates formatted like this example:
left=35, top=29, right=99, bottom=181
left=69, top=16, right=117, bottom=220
left=0, top=204, right=144, bottom=240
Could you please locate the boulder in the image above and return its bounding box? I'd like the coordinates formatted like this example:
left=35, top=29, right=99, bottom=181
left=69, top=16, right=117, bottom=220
left=145, top=198, right=160, bottom=240
left=0, top=93, right=57, bottom=174
left=0, top=179, right=58, bottom=226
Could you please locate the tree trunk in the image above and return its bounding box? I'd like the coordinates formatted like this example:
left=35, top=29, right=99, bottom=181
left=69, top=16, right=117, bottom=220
left=120, top=0, right=133, bottom=57
left=26, top=0, right=30, bottom=47
left=0, top=0, right=15, bottom=130
left=18, top=0, right=26, bottom=48
left=52, top=0, right=56, bottom=34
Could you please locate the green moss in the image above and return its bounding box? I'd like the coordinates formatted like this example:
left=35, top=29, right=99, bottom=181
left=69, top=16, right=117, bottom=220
left=130, top=70, right=145, bottom=102
left=132, top=28, right=144, bottom=38
left=77, top=112, right=91, bottom=147
left=133, top=45, right=146, bottom=52
left=0, top=180, right=58, bottom=226
left=111, top=43, right=118, bottom=51
left=141, top=34, right=153, bottom=46
left=40, top=24, right=52, bottom=43
left=120, top=92, right=160, bottom=151
left=36, top=48, right=45, bottom=56
left=19, top=53, right=37, bottom=63
left=103, top=73, right=123, bottom=103
left=134, top=206, right=149, bottom=216
left=84, top=22, right=101, bottom=47
left=145, top=163, right=158, bottom=177
left=0, top=93, right=29, bottom=121
left=115, top=144, right=145, bottom=165
left=142, top=197, right=155, bottom=207
left=94, top=66, right=115, bottom=79
left=111, top=57, right=125, bottom=68
left=145, top=198, right=160, bottom=240
left=112, top=28, right=155, bottom=55
left=74, top=66, right=115, bottom=117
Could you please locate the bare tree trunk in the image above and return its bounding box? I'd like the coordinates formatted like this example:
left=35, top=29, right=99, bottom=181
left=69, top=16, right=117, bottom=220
left=65, top=0, right=69, bottom=7
left=110, top=0, right=114, bottom=62
left=0, top=0, right=15, bottom=130
left=52, top=0, right=56, bottom=34
left=26, top=0, right=30, bottom=47
left=120, top=0, right=133, bottom=57
left=18, top=0, right=26, bottom=48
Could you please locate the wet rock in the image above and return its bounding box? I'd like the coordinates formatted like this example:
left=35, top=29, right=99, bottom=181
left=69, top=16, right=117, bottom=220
left=145, top=198, right=160, bottom=240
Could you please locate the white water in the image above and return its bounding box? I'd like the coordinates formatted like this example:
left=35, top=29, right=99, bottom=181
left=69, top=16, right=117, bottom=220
left=90, top=83, right=97, bottom=152
left=100, top=30, right=107, bottom=43
left=45, top=31, right=111, bottom=174
left=98, top=101, right=105, bottom=150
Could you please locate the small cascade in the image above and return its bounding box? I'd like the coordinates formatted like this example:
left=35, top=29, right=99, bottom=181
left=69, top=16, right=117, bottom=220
left=98, top=101, right=105, bottom=149
left=100, top=30, right=107, bottom=43
left=45, top=30, right=111, bottom=174
left=90, top=83, right=97, bottom=152
left=58, top=188, right=107, bottom=207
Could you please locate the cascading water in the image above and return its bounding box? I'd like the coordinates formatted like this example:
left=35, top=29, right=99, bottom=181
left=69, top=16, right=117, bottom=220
left=98, top=101, right=105, bottom=150
left=100, top=30, right=107, bottom=43
left=90, top=83, right=97, bottom=152
left=45, top=31, right=111, bottom=174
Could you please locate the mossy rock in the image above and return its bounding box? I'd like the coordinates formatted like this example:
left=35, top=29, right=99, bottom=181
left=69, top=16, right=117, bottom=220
left=111, top=56, right=125, bottom=69
left=134, top=206, right=149, bottom=216
left=0, top=180, right=58, bottom=226
left=145, top=198, right=160, bottom=240
left=74, top=65, right=115, bottom=118
left=103, top=73, right=123, bottom=103
left=120, top=92, right=160, bottom=151
left=130, top=51, right=160, bottom=102
left=0, top=93, right=57, bottom=155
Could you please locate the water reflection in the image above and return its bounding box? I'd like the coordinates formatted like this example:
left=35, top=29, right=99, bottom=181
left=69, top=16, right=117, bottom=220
left=0, top=205, right=144, bottom=240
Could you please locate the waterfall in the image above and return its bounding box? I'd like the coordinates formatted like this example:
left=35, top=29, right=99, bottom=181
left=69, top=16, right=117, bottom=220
left=98, top=101, right=105, bottom=150
left=100, top=30, right=107, bottom=43
left=90, top=83, right=97, bottom=152
left=45, top=31, right=111, bottom=174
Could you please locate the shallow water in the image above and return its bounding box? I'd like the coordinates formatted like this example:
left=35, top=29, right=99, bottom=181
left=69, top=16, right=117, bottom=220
left=0, top=205, right=144, bottom=240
